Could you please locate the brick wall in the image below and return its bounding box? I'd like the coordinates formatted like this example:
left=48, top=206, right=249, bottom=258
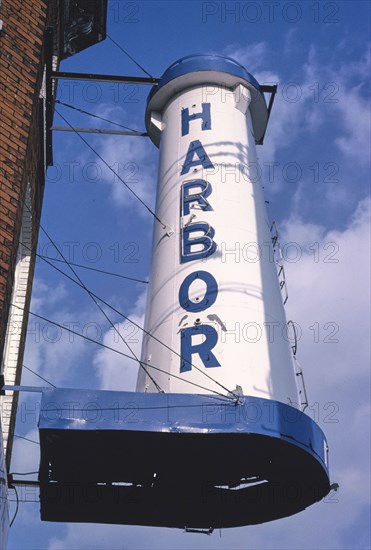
left=0, top=0, right=49, bottom=357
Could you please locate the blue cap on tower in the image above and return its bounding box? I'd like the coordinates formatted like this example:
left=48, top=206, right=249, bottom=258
left=146, top=54, right=269, bottom=145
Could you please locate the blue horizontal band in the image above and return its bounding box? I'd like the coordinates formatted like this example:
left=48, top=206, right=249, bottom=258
left=39, top=388, right=328, bottom=474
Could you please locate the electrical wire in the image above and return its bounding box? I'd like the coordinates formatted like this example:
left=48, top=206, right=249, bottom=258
left=23, top=364, right=56, bottom=388
left=30, top=251, right=238, bottom=399
left=54, top=106, right=167, bottom=228
left=55, top=99, right=146, bottom=134
left=38, top=255, right=148, bottom=284
left=9, top=486, right=19, bottom=528
left=17, top=233, right=237, bottom=399
left=71, top=0, right=154, bottom=78
left=11, top=303, right=232, bottom=400
left=13, top=435, right=39, bottom=445
left=106, top=35, right=154, bottom=79
left=16, top=192, right=238, bottom=401
left=35, top=207, right=164, bottom=394
left=8, top=497, right=40, bottom=504
left=18, top=235, right=238, bottom=400
left=9, top=498, right=40, bottom=504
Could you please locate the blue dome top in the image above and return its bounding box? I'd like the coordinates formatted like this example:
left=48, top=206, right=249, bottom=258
left=146, top=53, right=269, bottom=146
left=156, top=53, right=261, bottom=93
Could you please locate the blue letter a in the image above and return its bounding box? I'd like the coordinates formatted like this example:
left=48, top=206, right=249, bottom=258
left=181, top=140, right=214, bottom=175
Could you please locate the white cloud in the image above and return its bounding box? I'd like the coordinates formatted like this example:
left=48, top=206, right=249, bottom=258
left=303, top=47, right=370, bottom=166
left=96, top=132, right=157, bottom=215
left=61, top=101, right=158, bottom=220
left=222, top=41, right=324, bottom=166
left=334, top=85, right=370, bottom=163
left=282, top=196, right=370, bottom=384
left=93, top=291, right=147, bottom=391
left=223, top=41, right=269, bottom=72
left=74, top=102, right=157, bottom=217
left=223, top=41, right=371, bottom=175
left=30, top=279, right=68, bottom=314
left=278, top=197, right=370, bottom=540
left=280, top=197, right=370, bottom=430
left=25, top=278, right=109, bottom=388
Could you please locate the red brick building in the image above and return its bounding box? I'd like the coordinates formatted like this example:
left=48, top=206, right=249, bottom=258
left=0, top=1, right=107, bottom=544
left=0, top=0, right=49, bottom=475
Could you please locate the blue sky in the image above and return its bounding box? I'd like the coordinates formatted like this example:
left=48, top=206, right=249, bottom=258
left=7, top=0, right=370, bottom=548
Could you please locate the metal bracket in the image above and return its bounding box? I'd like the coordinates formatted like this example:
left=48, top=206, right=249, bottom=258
left=287, top=320, right=298, bottom=356
left=1, top=385, right=47, bottom=393
left=257, top=84, right=278, bottom=145
left=8, top=475, right=40, bottom=488
left=44, top=26, right=54, bottom=166
left=51, top=71, right=159, bottom=85
left=164, top=225, right=174, bottom=237
left=293, top=357, right=309, bottom=411
left=52, top=126, right=148, bottom=137
left=270, top=220, right=288, bottom=305
left=184, top=527, right=214, bottom=535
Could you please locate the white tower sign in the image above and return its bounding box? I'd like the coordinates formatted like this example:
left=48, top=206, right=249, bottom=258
left=138, top=55, right=298, bottom=406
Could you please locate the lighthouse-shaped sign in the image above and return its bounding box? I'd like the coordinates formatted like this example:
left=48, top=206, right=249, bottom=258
left=38, top=55, right=331, bottom=529
left=139, top=55, right=299, bottom=403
